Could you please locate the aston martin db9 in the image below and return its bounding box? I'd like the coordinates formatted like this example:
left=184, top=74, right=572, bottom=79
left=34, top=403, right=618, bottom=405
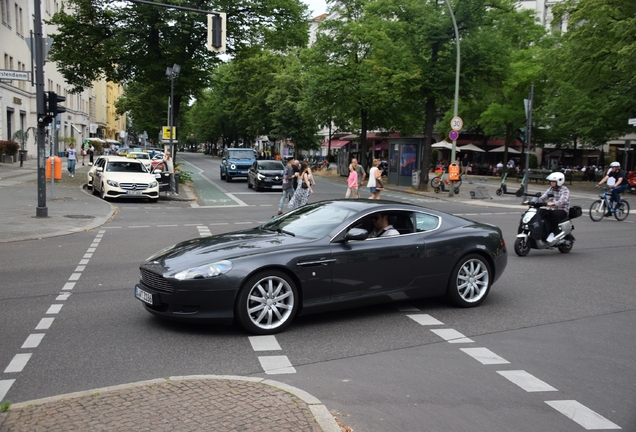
left=134, top=200, right=507, bottom=334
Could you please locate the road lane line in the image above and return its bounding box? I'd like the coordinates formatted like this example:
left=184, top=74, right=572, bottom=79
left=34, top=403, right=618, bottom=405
left=56, top=293, right=71, bottom=301
left=258, top=356, right=296, bottom=374
left=62, top=282, right=75, bottom=291
left=407, top=314, right=444, bottom=326
left=74, top=265, right=86, bottom=272
left=35, top=317, right=54, bottom=330
left=79, top=259, right=89, bottom=265
left=68, top=273, right=82, bottom=281
left=21, top=334, right=45, bottom=349
left=545, top=400, right=621, bottom=430
left=46, top=304, right=63, bottom=314
left=4, top=353, right=32, bottom=373
left=496, top=370, right=557, bottom=392
left=249, top=336, right=282, bottom=351
left=460, top=347, right=510, bottom=365
left=430, top=329, right=474, bottom=343
left=0, top=380, right=15, bottom=402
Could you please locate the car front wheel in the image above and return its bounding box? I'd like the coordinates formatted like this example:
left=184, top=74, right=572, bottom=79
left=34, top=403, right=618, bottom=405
left=446, top=254, right=491, bottom=307
left=235, top=270, right=298, bottom=334
left=100, top=184, right=108, bottom=201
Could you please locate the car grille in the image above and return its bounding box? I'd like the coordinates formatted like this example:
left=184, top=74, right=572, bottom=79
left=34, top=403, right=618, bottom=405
left=236, top=164, right=251, bottom=170
left=140, top=268, right=174, bottom=293
left=120, top=182, right=150, bottom=190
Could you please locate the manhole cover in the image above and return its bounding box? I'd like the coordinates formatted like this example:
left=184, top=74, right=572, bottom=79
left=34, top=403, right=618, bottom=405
left=64, top=215, right=96, bottom=219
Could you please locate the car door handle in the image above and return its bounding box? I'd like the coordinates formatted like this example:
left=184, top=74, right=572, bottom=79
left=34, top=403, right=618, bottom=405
left=297, top=259, right=336, bottom=267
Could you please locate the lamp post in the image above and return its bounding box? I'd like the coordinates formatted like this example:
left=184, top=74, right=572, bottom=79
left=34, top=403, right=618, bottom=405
left=443, top=0, right=460, bottom=197
left=165, top=64, right=181, bottom=157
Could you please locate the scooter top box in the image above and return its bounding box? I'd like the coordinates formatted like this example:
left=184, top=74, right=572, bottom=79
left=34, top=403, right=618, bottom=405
left=569, top=206, right=583, bottom=219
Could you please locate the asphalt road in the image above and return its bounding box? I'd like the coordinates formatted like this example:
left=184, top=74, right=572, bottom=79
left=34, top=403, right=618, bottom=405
left=0, top=152, right=634, bottom=431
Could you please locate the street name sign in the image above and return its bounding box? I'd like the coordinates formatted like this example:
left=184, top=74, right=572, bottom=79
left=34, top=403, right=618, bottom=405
left=0, top=70, right=29, bottom=81
left=628, top=118, right=636, bottom=125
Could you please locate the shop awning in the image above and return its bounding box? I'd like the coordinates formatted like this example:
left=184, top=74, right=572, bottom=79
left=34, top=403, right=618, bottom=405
left=374, top=142, right=388, bottom=151
left=322, top=140, right=349, bottom=148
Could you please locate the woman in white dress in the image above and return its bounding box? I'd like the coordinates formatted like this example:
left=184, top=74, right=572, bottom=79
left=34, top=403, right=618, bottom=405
left=288, top=162, right=314, bottom=209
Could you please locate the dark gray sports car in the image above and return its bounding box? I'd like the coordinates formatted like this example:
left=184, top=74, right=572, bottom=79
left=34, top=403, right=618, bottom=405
left=134, top=199, right=507, bottom=334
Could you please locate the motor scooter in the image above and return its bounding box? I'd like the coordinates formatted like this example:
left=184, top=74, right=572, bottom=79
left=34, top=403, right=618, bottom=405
left=514, top=194, right=582, bottom=256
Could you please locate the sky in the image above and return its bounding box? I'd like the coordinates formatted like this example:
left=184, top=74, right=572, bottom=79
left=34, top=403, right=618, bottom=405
left=303, top=0, right=328, bottom=16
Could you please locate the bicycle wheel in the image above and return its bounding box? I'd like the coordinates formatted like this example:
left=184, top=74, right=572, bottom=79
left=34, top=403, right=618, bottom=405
left=589, top=200, right=605, bottom=222
left=614, top=201, right=630, bottom=221
left=431, top=177, right=441, bottom=189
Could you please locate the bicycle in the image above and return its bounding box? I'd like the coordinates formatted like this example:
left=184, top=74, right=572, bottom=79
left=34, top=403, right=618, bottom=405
left=430, top=168, right=462, bottom=193
left=589, top=186, right=630, bottom=222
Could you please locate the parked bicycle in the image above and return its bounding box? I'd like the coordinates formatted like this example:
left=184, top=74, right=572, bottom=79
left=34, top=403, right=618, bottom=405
left=430, top=168, right=462, bottom=193
left=589, top=186, right=630, bottom=222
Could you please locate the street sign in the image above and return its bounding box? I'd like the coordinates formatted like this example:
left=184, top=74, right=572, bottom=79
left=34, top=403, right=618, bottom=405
left=628, top=118, right=636, bottom=125
left=449, top=130, right=459, bottom=140
left=0, top=69, right=29, bottom=81
left=162, top=126, right=176, bottom=139
left=450, top=116, right=463, bottom=131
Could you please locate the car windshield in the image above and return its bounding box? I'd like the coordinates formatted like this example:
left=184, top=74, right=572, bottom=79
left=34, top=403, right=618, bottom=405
left=261, top=203, right=358, bottom=239
left=258, top=162, right=284, bottom=170
left=107, top=162, right=147, bottom=173
left=228, top=150, right=254, bottom=159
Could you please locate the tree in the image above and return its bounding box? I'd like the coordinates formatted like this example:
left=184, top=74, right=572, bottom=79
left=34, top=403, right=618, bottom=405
left=546, top=0, right=636, bottom=144
left=48, top=0, right=310, bottom=137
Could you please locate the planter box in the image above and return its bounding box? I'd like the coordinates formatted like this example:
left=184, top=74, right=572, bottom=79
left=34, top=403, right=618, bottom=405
left=2, top=155, right=15, bottom=163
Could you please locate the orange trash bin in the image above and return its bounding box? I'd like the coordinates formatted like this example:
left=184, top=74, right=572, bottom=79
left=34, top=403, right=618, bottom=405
left=46, top=156, right=62, bottom=180
left=448, top=163, right=460, bottom=181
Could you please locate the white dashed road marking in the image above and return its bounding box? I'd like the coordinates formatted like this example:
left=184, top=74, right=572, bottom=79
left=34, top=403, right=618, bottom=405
left=4, top=353, right=32, bottom=373
left=460, top=347, right=510, bottom=365
left=249, top=336, right=282, bottom=351
left=406, top=314, right=444, bottom=326
left=258, top=356, right=296, bottom=374
left=21, top=334, right=45, bottom=349
left=430, top=329, right=474, bottom=343
left=545, top=400, right=621, bottom=430
left=35, top=317, right=54, bottom=330
left=0, top=380, right=15, bottom=402
left=496, top=370, right=557, bottom=392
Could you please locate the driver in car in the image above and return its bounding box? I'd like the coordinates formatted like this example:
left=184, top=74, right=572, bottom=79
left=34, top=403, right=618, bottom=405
left=369, top=213, right=400, bottom=238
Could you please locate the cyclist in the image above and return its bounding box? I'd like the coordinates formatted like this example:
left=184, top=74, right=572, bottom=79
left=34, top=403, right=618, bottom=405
left=597, top=162, right=628, bottom=211
left=525, top=172, right=570, bottom=242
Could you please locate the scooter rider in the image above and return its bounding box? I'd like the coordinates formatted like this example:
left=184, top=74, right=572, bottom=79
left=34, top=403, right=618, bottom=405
left=597, top=161, right=628, bottom=208
left=525, top=172, right=570, bottom=243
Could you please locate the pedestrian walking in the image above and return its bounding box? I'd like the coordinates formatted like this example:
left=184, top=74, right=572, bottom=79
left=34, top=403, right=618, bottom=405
left=461, top=153, right=469, bottom=176
left=288, top=162, right=313, bottom=209
left=350, top=158, right=366, bottom=198
left=80, top=143, right=87, bottom=166
left=163, top=150, right=176, bottom=195
left=89, top=144, right=95, bottom=165
left=277, top=158, right=296, bottom=215
left=345, top=165, right=358, bottom=198
left=66, top=143, right=77, bottom=177
left=367, top=158, right=382, bottom=199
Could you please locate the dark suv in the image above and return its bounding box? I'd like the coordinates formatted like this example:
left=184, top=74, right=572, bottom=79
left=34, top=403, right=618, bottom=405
left=247, top=160, right=285, bottom=191
left=220, top=148, right=256, bottom=182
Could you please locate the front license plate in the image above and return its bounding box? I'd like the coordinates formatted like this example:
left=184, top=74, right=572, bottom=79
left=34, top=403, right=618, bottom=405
left=135, top=286, right=153, bottom=305
left=271, top=185, right=282, bottom=190
left=127, top=190, right=143, bottom=195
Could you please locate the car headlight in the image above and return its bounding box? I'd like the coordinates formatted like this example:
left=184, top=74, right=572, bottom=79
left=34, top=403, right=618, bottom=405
left=257, top=173, right=265, bottom=180
left=107, top=179, right=119, bottom=187
left=230, top=164, right=236, bottom=170
left=174, top=260, right=233, bottom=280
left=149, top=181, right=158, bottom=188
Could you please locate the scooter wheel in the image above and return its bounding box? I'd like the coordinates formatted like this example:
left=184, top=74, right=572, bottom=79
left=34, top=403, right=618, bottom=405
left=514, top=237, right=530, bottom=257
left=496, top=188, right=503, bottom=196
left=454, top=187, right=460, bottom=195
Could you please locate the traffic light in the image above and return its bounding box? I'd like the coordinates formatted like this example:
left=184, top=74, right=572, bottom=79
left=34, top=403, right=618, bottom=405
left=516, top=126, right=527, bottom=144
left=207, top=13, right=226, bottom=52
left=46, top=91, right=66, bottom=117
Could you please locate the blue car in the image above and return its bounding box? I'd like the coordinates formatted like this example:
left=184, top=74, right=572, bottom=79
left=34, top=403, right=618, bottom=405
left=220, top=148, right=256, bottom=182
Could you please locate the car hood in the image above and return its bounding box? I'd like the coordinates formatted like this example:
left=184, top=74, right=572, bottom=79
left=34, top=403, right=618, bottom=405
left=146, top=228, right=306, bottom=271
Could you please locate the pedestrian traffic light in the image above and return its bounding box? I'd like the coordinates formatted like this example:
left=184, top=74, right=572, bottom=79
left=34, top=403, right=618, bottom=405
left=46, top=91, right=66, bottom=117
left=207, top=12, right=226, bottom=52
left=516, top=127, right=527, bottom=144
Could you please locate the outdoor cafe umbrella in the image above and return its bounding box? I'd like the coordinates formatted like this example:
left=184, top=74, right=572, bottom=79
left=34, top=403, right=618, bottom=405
left=458, top=143, right=485, bottom=152
left=431, top=140, right=460, bottom=151
left=489, top=146, right=521, bottom=154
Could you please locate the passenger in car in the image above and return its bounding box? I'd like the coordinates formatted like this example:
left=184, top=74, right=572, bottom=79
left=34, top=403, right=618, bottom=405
left=369, top=213, right=400, bottom=237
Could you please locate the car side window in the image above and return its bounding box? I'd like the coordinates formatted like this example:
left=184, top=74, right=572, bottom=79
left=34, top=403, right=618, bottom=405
left=415, top=212, right=440, bottom=232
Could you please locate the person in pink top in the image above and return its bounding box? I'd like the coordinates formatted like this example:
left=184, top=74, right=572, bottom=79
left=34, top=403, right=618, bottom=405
left=345, top=166, right=358, bottom=198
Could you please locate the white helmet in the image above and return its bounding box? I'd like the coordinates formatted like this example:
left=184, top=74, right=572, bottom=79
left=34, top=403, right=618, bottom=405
left=546, top=172, right=565, bottom=186
left=610, top=161, right=620, bottom=168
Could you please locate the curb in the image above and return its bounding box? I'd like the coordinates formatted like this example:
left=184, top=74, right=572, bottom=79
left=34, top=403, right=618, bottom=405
left=1, top=375, right=341, bottom=432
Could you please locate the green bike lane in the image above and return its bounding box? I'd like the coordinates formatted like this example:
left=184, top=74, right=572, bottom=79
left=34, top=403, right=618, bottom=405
left=181, top=160, right=249, bottom=208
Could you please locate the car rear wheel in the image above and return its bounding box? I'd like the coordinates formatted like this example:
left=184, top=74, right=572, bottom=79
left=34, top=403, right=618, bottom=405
left=235, top=270, right=298, bottom=335
left=446, top=254, right=491, bottom=307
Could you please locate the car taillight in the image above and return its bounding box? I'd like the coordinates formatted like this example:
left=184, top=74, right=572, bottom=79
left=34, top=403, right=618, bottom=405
left=501, top=238, right=506, bottom=249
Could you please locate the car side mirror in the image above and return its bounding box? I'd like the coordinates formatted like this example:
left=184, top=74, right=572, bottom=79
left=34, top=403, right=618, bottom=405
left=344, top=228, right=369, bottom=241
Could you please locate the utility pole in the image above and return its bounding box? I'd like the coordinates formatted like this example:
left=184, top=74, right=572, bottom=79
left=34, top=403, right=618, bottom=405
left=523, top=82, right=534, bottom=196
left=34, top=0, right=47, bottom=217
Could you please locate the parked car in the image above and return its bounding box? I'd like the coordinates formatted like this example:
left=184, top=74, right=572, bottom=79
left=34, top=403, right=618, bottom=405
left=150, top=161, right=171, bottom=193
left=220, top=148, right=256, bottom=182
left=87, top=155, right=127, bottom=191
left=247, top=160, right=285, bottom=191
left=126, top=151, right=153, bottom=171
left=93, top=158, right=159, bottom=203
left=134, top=199, right=508, bottom=334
